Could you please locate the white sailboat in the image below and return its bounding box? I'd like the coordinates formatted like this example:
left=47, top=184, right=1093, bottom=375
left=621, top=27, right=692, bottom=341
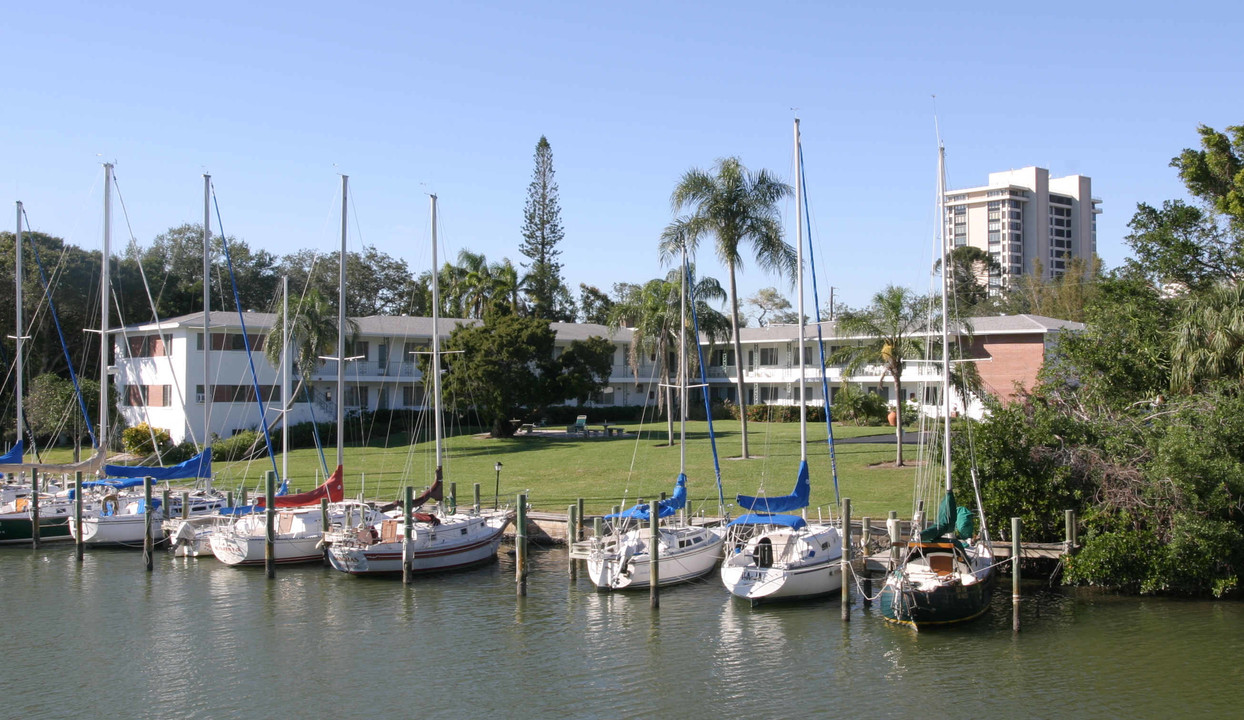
left=327, top=193, right=513, bottom=576
left=720, top=118, right=845, bottom=604
left=586, top=244, right=725, bottom=589
left=878, top=134, right=997, bottom=628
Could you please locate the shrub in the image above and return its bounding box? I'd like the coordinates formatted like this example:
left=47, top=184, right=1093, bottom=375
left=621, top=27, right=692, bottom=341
left=121, top=423, right=172, bottom=456
left=213, top=430, right=265, bottom=462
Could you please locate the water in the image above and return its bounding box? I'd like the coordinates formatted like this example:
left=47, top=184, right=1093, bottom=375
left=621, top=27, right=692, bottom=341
left=4, top=545, right=1241, bottom=719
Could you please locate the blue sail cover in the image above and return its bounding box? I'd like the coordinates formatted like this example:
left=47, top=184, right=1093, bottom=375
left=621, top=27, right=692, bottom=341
left=81, top=478, right=148, bottom=490
left=727, top=513, right=808, bottom=529
left=0, top=440, right=23, bottom=465
left=606, top=474, right=688, bottom=521
left=105, top=448, right=212, bottom=481
left=736, top=460, right=811, bottom=514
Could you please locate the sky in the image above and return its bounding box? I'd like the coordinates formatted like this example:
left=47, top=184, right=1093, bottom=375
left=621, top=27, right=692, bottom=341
left=3, top=0, right=1241, bottom=316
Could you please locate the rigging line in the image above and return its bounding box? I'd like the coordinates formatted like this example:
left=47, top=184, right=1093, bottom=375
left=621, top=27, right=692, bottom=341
left=210, top=183, right=280, bottom=480
left=24, top=211, right=98, bottom=450
left=109, top=295, right=166, bottom=465
left=110, top=175, right=200, bottom=451
left=685, top=260, right=727, bottom=518
left=798, top=140, right=842, bottom=509
left=0, top=340, right=43, bottom=463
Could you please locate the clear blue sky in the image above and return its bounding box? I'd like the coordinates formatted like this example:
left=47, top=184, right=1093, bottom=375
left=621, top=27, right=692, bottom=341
left=4, top=1, right=1240, bottom=315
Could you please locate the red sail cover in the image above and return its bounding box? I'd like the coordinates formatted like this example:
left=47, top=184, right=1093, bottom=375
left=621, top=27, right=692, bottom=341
left=255, top=465, right=345, bottom=508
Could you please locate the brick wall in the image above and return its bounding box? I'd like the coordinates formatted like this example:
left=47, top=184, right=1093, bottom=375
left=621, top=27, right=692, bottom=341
left=969, top=333, right=1046, bottom=404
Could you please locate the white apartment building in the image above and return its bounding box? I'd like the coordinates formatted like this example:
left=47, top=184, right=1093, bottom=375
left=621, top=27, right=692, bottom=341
left=114, top=311, right=1080, bottom=445
left=945, top=167, right=1102, bottom=288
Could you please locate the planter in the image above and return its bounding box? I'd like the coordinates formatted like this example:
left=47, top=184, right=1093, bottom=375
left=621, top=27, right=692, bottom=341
left=887, top=410, right=898, bottom=426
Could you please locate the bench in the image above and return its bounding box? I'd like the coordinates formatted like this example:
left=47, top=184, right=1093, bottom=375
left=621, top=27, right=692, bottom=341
left=518, top=423, right=535, bottom=434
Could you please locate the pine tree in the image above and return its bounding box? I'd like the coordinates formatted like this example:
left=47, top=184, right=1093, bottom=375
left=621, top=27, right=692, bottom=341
left=520, top=136, right=568, bottom=319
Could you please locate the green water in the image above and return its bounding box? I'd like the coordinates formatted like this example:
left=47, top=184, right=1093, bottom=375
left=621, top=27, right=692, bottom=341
left=3, top=545, right=1241, bottom=719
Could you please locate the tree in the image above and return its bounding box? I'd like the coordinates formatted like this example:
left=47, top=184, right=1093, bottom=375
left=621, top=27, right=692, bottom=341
left=578, top=284, right=614, bottom=325
left=278, top=246, right=414, bottom=317
left=1171, top=123, right=1244, bottom=227
left=264, top=287, right=357, bottom=409
left=1171, top=282, right=1244, bottom=392
left=668, top=158, right=795, bottom=459
left=933, top=246, right=1003, bottom=311
left=744, top=286, right=797, bottom=326
left=25, top=373, right=101, bottom=458
left=831, top=285, right=927, bottom=466
left=520, top=136, right=571, bottom=320
left=1124, top=200, right=1242, bottom=289
left=440, top=314, right=611, bottom=438
left=996, top=255, right=1101, bottom=322
left=557, top=336, right=617, bottom=406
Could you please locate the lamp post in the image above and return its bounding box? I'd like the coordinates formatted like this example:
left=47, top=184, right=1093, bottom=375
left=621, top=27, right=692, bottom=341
left=494, top=462, right=503, bottom=510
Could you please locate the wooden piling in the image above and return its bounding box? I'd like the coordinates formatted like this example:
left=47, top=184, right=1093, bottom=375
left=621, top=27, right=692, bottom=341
left=449, top=482, right=457, bottom=515
left=473, top=482, right=481, bottom=514
left=180, top=490, right=190, bottom=520
left=161, top=487, right=170, bottom=525
left=144, top=477, right=153, bottom=571
left=516, top=493, right=528, bottom=596
left=861, top=515, right=872, bottom=607
left=30, top=469, right=39, bottom=548
left=403, top=485, right=414, bottom=585
left=75, top=472, right=83, bottom=562
left=576, top=498, right=585, bottom=541
left=593, top=517, right=603, bottom=540
left=567, top=504, right=578, bottom=580
left=1012, top=516, right=1021, bottom=634
left=320, top=497, right=330, bottom=565
left=227, top=491, right=234, bottom=509
left=841, top=497, right=851, bottom=621
left=649, top=499, right=660, bottom=609
left=888, top=510, right=900, bottom=570
left=265, top=470, right=276, bottom=579
left=1065, top=508, right=1076, bottom=553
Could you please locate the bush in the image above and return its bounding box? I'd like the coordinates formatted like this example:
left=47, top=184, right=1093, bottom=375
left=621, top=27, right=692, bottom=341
left=162, top=440, right=199, bottom=464
left=121, top=423, right=172, bottom=456
left=213, top=430, right=265, bottom=462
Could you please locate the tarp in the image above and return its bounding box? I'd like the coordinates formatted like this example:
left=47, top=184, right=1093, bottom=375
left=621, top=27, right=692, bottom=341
left=956, top=506, right=975, bottom=539
left=736, top=460, right=810, bottom=514
left=81, top=478, right=148, bottom=490
left=0, top=440, right=23, bottom=465
left=105, top=448, right=212, bottom=481
left=254, top=465, right=344, bottom=508
left=920, top=489, right=959, bottom=541
left=726, top=512, right=808, bottom=530
left=606, top=474, right=688, bottom=521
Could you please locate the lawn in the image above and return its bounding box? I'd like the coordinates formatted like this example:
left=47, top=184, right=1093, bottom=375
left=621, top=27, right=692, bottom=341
left=33, top=421, right=922, bottom=519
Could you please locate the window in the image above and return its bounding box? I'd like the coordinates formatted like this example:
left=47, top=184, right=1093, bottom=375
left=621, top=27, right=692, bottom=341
left=402, top=386, right=425, bottom=407
left=345, top=341, right=369, bottom=359
left=344, top=386, right=369, bottom=407
left=759, top=348, right=779, bottom=366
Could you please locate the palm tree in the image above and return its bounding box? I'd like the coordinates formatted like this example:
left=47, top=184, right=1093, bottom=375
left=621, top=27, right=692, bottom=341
left=264, top=286, right=357, bottom=413
left=1172, top=281, right=1244, bottom=392
left=667, top=158, right=795, bottom=459
left=831, top=285, right=928, bottom=466
left=609, top=267, right=730, bottom=443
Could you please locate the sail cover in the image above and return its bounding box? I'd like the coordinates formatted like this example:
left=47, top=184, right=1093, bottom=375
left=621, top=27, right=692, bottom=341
left=726, top=513, right=808, bottom=529
left=254, top=465, right=344, bottom=508
left=0, top=440, right=23, bottom=465
left=736, top=460, right=810, bottom=514
left=105, top=448, right=212, bottom=481
left=606, top=474, right=688, bottom=521
left=920, top=489, right=959, bottom=541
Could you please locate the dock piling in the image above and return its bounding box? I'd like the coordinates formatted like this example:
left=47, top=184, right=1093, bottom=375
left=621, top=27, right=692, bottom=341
left=888, top=510, right=900, bottom=570
left=1012, top=516, right=1021, bottom=634
left=568, top=504, right=578, bottom=579
left=841, top=497, right=851, bottom=621
left=649, top=499, right=660, bottom=609
left=861, top=515, right=872, bottom=607
left=31, top=469, right=39, bottom=548
left=516, top=493, right=528, bottom=597
left=143, top=477, right=153, bottom=571
left=1065, top=508, right=1077, bottom=553
left=403, top=485, right=413, bottom=585
left=473, top=482, right=480, bottom=514
left=320, top=497, right=330, bottom=565
left=181, top=491, right=190, bottom=520
left=265, top=470, right=276, bottom=579
left=75, top=472, right=83, bottom=562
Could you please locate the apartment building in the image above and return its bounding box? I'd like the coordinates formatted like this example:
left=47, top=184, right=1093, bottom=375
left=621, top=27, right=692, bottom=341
left=114, top=312, right=1081, bottom=443
left=945, top=167, right=1102, bottom=289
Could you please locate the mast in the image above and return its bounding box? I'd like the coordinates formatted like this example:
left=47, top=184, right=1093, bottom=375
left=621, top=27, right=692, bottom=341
left=203, top=174, right=212, bottom=451
left=282, top=274, right=290, bottom=481
left=100, top=163, right=113, bottom=454
left=938, top=143, right=952, bottom=493
left=794, top=119, right=807, bottom=460
left=337, top=175, right=348, bottom=469
left=679, top=243, right=687, bottom=475
left=429, top=195, right=444, bottom=470
left=15, top=201, right=24, bottom=459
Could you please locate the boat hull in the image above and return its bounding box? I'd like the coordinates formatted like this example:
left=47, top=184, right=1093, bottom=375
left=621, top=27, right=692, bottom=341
left=75, top=513, right=163, bottom=546
left=879, top=570, right=997, bottom=628
left=720, top=554, right=844, bottom=605
left=328, top=512, right=512, bottom=576
left=587, top=527, right=724, bottom=590
left=0, top=511, right=73, bottom=544
left=211, top=534, right=326, bottom=566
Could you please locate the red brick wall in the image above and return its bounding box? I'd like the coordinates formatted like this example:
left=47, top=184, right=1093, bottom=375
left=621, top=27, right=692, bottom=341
left=968, top=333, right=1046, bottom=404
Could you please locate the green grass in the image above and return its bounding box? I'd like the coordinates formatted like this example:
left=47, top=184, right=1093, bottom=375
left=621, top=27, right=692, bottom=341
left=37, top=421, right=920, bottom=519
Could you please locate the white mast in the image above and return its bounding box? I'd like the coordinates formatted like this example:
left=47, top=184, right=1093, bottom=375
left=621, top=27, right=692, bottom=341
left=679, top=242, right=687, bottom=475
left=282, top=274, right=290, bottom=482
left=429, top=195, right=444, bottom=471
left=794, top=119, right=807, bottom=461
left=337, top=175, right=348, bottom=469
left=15, top=201, right=24, bottom=459
left=203, top=174, right=212, bottom=450
left=938, top=143, right=952, bottom=493
left=100, top=163, right=112, bottom=454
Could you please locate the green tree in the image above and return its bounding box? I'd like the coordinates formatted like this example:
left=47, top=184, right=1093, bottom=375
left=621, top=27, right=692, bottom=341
left=556, top=336, right=616, bottom=406
left=264, top=287, right=357, bottom=408
left=934, top=246, right=1003, bottom=311
left=24, top=373, right=101, bottom=458
left=1171, top=123, right=1244, bottom=226
left=744, top=287, right=797, bottom=326
left=279, top=246, right=414, bottom=317
left=520, top=136, right=572, bottom=320
left=578, top=284, right=614, bottom=325
left=1124, top=200, right=1242, bottom=289
left=1171, top=282, right=1244, bottom=392
left=668, top=158, right=795, bottom=459
left=832, top=285, right=927, bottom=466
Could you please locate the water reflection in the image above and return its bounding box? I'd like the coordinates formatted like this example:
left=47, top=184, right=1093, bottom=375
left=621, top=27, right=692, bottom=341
left=4, top=546, right=1243, bottom=719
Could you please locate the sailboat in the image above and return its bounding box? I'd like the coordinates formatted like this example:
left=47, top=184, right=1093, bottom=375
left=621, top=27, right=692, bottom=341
left=327, top=193, right=513, bottom=576
left=210, top=176, right=352, bottom=566
left=719, top=118, right=845, bottom=604
left=878, top=135, right=996, bottom=628
left=586, top=245, right=725, bottom=590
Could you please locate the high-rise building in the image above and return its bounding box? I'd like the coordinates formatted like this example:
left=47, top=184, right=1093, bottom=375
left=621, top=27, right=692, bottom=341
left=945, top=166, right=1101, bottom=289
